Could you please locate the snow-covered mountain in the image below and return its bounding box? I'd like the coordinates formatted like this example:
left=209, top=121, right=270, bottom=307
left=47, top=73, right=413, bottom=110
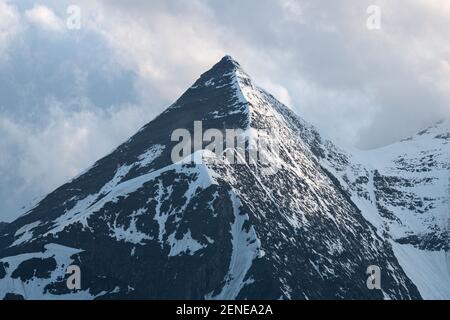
left=325, top=120, right=450, bottom=299
left=0, top=56, right=448, bottom=299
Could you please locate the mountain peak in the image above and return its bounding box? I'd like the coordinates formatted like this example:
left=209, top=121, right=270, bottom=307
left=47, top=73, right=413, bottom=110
left=2, top=54, right=447, bottom=300
left=174, top=55, right=253, bottom=112
left=217, top=54, right=241, bottom=69
left=195, top=55, right=245, bottom=83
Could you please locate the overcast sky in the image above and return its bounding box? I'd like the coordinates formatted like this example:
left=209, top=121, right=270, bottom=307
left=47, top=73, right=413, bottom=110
left=1, top=0, right=449, bottom=222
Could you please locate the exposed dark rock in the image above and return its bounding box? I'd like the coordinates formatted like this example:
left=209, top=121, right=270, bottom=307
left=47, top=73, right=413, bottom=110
left=3, top=293, right=25, bottom=300
left=11, top=257, right=57, bottom=282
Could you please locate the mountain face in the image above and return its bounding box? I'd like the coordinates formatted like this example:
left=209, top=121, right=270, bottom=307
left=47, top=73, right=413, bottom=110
left=0, top=56, right=448, bottom=300
left=329, top=120, right=450, bottom=299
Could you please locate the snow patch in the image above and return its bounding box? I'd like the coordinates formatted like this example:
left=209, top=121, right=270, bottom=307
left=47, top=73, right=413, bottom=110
left=0, top=243, right=103, bottom=300
left=206, top=191, right=262, bottom=300
left=137, top=144, right=164, bottom=168
left=391, top=241, right=450, bottom=299
left=168, top=230, right=206, bottom=256
left=11, top=221, right=42, bottom=247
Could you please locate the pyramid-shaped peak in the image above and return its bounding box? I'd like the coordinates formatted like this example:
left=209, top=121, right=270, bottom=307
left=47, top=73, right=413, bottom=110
left=219, top=54, right=241, bottom=67
left=198, top=55, right=246, bottom=81
left=172, top=55, right=254, bottom=110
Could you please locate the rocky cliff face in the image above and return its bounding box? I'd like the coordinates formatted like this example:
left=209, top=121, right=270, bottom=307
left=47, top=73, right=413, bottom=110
left=0, top=56, right=447, bottom=299
left=323, top=120, right=450, bottom=299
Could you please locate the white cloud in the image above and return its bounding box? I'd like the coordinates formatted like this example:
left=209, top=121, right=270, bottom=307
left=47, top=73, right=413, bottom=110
left=281, top=0, right=304, bottom=22
left=0, top=0, right=21, bottom=62
left=74, top=0, right=450, bottom=148
left=25, top=4, right=64, bottom=32
left=79, top=0, right=226, bottom=104
left=0, top=99, right=149, bottom=222
left=260, top=80, right=293, bottom=107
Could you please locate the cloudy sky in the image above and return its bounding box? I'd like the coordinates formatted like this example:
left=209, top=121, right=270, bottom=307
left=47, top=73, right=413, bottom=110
left=1, top=0, right=449, bottom=222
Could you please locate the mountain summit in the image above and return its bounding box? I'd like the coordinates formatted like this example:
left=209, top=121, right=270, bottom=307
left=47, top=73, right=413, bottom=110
left=0, top=56, right=448, bottom=299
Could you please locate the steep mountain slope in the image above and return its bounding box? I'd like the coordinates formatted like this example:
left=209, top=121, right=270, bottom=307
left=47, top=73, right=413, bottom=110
left=322, top=120, right=450, bottom=299
left=0, top=56, right=445, bottom=299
